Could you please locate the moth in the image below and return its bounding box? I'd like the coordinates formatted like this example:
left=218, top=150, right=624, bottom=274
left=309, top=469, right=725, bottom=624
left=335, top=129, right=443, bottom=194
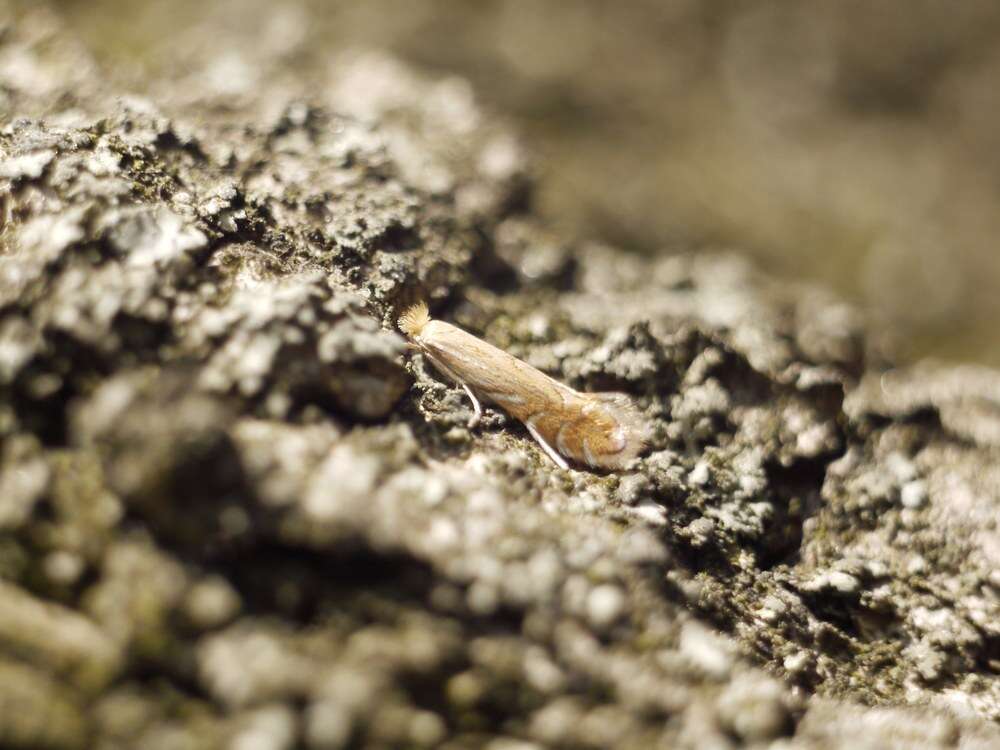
left=398, top=302, right=646, bottom=470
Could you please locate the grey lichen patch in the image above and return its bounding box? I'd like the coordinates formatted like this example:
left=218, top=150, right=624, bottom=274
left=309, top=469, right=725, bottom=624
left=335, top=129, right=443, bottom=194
left=0, top=659, right=88, bottom=750
left=70, top=368, right=245, bottom=550
left=189, top=275, right=410, bottom=419
left=847, top=362, right=1000, bottom=446
left=0, top=578, right=122, bottom=694
left=0, top=2, right=998, bottom=749
left=0, top=434, right=50, bottom=530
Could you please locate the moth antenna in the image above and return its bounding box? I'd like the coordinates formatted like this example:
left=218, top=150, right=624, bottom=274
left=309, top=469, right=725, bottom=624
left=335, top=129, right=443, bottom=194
left=398, top=301, right=430, bottom=337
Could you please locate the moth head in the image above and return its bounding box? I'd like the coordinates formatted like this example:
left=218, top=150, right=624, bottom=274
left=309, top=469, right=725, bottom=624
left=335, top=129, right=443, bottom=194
left=398, top=301, right=431, bottom=339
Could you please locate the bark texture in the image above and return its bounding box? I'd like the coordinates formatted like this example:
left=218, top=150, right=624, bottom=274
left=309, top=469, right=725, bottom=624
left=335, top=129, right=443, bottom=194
left=0, top=4, right=998, bottom=749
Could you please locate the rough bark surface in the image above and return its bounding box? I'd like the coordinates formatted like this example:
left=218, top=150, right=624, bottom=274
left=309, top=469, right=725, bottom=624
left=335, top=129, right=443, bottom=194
left=1, top=4, right=998, bottom=749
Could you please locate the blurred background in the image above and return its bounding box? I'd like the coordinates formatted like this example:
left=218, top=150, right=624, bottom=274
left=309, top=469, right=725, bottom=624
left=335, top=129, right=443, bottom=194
left=58, top=0, right=1000, bottom=366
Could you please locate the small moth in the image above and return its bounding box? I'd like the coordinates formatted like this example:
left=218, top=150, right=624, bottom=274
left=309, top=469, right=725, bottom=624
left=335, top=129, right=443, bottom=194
left=398, top=302, right=646, bottom=470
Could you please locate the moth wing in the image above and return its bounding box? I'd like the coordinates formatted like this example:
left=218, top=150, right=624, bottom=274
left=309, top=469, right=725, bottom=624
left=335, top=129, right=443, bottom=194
left=591, top=391, right=650, bottom=451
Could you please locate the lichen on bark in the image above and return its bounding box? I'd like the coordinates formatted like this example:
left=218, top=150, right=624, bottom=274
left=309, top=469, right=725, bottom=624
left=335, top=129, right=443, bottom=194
left=0, top=3, right=998, bottom=749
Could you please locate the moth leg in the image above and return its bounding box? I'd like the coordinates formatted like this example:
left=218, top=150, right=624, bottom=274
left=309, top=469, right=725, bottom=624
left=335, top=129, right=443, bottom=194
left=525, top=419, right=570, bottom=470
left=460, top=382, right=482, bottom=428
left=425, top=352, right=482, bottom=429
